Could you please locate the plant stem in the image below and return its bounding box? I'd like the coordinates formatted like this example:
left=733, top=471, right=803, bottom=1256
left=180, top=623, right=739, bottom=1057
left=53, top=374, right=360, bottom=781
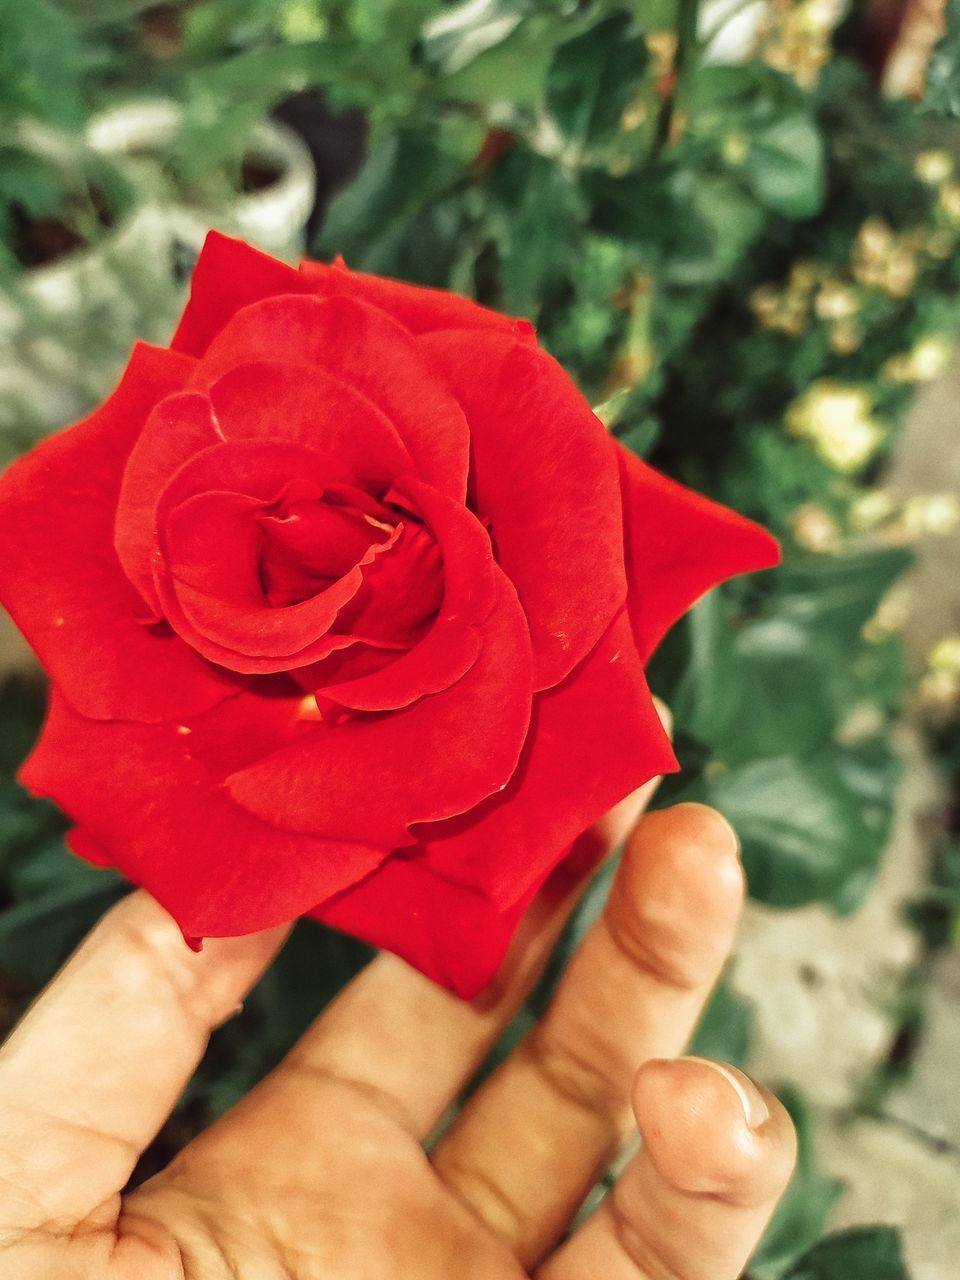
left=652, top=0, right=703, bottom=158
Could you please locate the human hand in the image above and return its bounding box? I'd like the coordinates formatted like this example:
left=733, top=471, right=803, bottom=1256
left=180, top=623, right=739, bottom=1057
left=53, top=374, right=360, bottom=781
left=0, top=795, right=796, bottom=1279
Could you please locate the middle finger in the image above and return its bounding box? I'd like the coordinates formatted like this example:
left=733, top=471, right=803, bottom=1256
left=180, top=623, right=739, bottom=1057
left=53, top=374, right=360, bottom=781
left=431, top=803, right=744, bottom=1269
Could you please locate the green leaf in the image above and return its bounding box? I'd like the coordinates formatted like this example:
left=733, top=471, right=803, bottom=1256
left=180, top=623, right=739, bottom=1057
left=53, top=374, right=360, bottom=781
left=773, top=549, right=913, bottom=649
left=421, top=0, right=530, bottom=75
left=688, top=62, right=808, bottom=124
left=0, top=148, right=67, bottom=220
left=689, top=978, right=753, bottom=1064
left=546, top=12, right=649, bottom=148
left=704, top=754, right=883, bottom=910
left=750, top=1088, right=844, bottom=1279
left=669, top=591, right=742, bottom=745
left=0, top=872, right=125, bottom=982
left=744, top=114, right=825, bottom=219
left=923, top=0, right=960, bottom=117
left=486, top=146, right=585, bottom=315
left=780, top=1226, right=909, bottom=1280
left=693, top=173, right=765, bottom=273
left=0, top=676, right=46, bottom=777
left=434, top=13, right=574, bottom=107
left=728, top=618, right=838, bottom=764
left=587, top=167, right=716, bottom=282
left=316, top=128, right=475, bottom=279
left=178, top=38, right=423, bottom=173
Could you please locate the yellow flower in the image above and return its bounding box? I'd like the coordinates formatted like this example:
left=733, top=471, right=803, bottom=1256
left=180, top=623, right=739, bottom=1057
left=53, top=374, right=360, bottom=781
left=883, top=249, right=918, bottom=298
left=883, top=335, right=952, bottom=382
left=902, top=493, right=960, bottom=535
left=939, top=182, right=960, bottom=223
left=849, top=488, right=894, bottom=530
left=722, top=132, right=750, bottom=167
left=914, top=150, right=954, bottom=184
left=802, top=0, right=845, bottom=34
left=749, top=285, right=781, bottom=318
left=862, top=583, right=910, bottom=642
left=620, top=93, right=649, bottom=132
left=930, top=635, right=960, bottom=674
left=814, top=280, right=858, bottom=320
left=789, top=260, right=820, bottom=294
left=835, top=701, right=885, bottom=745
left=791, top=503, right=840, bottom=552
left=829, top=322, right=863, bottom=354
left=917, top=669, right=960, bottom=717
left=927, top=229, right=955, bottom=258
left=908, top=334, right=952, bottom=379
left=645, top=30, right=677, bottom=75
left=787, top=381, right=884, bottom=471
left=856, top=217, right=895, bottom=261
left=281, top=0, right=327, bottom=40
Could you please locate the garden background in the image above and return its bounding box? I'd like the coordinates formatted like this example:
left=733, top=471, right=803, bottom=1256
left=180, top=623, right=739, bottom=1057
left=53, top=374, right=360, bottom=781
left=1, top=1, right=959, bottom=1275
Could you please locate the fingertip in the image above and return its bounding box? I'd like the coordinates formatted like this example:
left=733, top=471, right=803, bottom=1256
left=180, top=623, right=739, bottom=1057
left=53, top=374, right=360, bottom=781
left=606, top=806, right=744, bottom=993
left=633, top=1057, right=797, bottom=1204
left=662, top=801, right=740, bottom=857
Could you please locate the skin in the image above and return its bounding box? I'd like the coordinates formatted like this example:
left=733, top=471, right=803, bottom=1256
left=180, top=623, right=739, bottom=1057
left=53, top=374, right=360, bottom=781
left=0, top=785, right=796, bottom=1280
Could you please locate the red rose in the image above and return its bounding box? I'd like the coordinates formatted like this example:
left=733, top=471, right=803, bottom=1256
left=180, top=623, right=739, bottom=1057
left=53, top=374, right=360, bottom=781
left=0, top=233, right=777, bottom=997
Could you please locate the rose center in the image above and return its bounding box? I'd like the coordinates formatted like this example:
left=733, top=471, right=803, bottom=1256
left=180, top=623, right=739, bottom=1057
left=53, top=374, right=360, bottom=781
left=257, top=483, right=396, bottom=608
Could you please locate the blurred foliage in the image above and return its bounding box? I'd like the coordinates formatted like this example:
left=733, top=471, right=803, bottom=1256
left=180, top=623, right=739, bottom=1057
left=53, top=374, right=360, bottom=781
left=748, top=1087, right=844, bottom=1280
left=3, top=0, right=960, bottom=1272
left=775, top=1225, right=910, bottom=1280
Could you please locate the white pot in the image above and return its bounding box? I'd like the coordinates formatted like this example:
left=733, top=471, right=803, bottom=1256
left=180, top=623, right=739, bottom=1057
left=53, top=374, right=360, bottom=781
left=86, top=98, right=317, bottom=260
left=0, top=102, right=316, bottom=440
left=0, top=120, right=181, bottom=437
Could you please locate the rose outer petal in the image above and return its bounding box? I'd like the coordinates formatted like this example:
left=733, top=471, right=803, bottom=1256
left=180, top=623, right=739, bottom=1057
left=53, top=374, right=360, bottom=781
left=421, top=331, right=628, bottom=693
left=225, top=569, right=534, bottom=849
left=617, top=445, right=781, bottom=661
left=417, top=609, right=677, bottom=910
left=21, top=686, right=389, bottom=938
left=299, top=256, right=521, bottom=336
left=312, top=851, right=528, bottom=1000
left=170, top=231, right=313, bottom=357
left=312, top=814, right=616, bottom=1000
left=0, top=343, right=237, bottom=723
left=190, top=294, right=471, bottom=501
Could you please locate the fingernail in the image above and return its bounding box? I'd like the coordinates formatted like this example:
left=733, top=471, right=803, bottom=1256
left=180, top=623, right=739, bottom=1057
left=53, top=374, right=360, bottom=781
left=709, top=808, right=741, bottom=859
left=684, top=1057, right=769, bottom=1129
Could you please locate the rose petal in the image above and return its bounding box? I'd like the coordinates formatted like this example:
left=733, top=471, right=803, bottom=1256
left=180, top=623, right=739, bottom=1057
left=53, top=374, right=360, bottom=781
left=312, top=851, right=527, bottom=999
left=226, top=569, right=534, bottom=848
left=418, top=609, right=677, bottom=909
left=421, top=331, right=628, bottom=691
left=327, top=518, right=444, bottom=649
left=317, top=477, right=497, bottom=711
left=170, top=231, right=313, bottom=357
left=208, top=359, right=413, bottom=484
left=299, top=256, right=522, bottom=337
left=156, top=484, right=401, bottom=673
left=115, top=391, right=223, bottom=613
left=617, top=445, right=781, bottom=661
left=21, top=686, right=389, bottom=937
left=191, top=294, right=471, bottom=500
left=0, top=343, right=237, bottom=723
left=312, top=748, right=653, bottom=1000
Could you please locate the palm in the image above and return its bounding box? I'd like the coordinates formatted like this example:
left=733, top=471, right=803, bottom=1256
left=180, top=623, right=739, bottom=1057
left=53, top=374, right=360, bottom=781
left=1, top=803, right=794, bottom=1280
left=126, top=1091, right=522, bottom=1280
